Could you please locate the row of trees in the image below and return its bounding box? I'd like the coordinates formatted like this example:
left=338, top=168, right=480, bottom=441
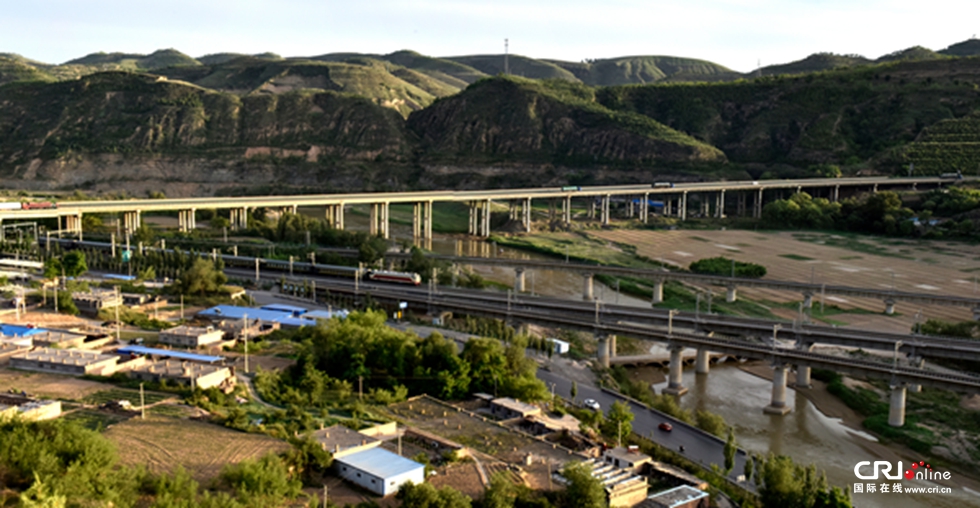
left=689, top=256, right=767, bottom=278
left=254, top=310, right=550, bottom=407
left=761, top=189, right=980, bottom=239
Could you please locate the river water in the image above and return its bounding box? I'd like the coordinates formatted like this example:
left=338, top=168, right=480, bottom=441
left=315, top=215, right=980, bottom=507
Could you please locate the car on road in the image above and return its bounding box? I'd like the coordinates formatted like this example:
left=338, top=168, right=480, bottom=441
left=658, top=422, right=673, bottom=432
left=583, top=399, right=601, bottom=411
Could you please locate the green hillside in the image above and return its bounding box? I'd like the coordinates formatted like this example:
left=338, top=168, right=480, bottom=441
left=197, top=52, right=282, bottom=65
left=760, top=53, right=872, bottom=76
left=549, top=56, right=739, bottom=85
left=0, top=56, right=55, bottom=85
left=444, top=54, right=579, bottom=81
left=407, top=76, right=725, bottom=167
left=597, top=58, right=980, bottom=172
left=0, top=71, right=413, bottom=169
left=64, top=49, right=201, bottom=69
left=152, top=58, right=443, bottom=117
left=876, top=46, right=946, bottom=63
left=940, top=39, right=980, bottom=57
left=903, top=112, right=980, bottom=173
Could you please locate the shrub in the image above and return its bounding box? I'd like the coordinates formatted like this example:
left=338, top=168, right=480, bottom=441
left=689, top=257, right=766, bottom=278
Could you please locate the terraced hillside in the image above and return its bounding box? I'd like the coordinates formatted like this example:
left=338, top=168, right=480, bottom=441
left=904, top=112, right=980, bottom=173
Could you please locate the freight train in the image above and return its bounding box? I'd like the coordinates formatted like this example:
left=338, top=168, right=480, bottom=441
left=47, top=238, right=422, bottom=286
left=0, top=202, right=58, bottom=210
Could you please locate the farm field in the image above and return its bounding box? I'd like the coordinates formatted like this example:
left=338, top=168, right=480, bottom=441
left=104, top=415, right=290, bottom=481
left=589, top=229, right=980, bottom=333
left=0, top=368, right=108, bottom=400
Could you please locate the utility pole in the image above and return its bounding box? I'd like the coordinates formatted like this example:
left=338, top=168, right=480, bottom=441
left=504, top=38, right=509, bottom=75
left=255, top=257, right=260, bottom=283
left=140, top=382, right=145, bottom=420
left=358, top=376, right=363, bottom=401
left=322, top=485, right=328, bottom=508
left=243, top=313, right=249, bottom=374
left=180, top=294, right=184, bottom=322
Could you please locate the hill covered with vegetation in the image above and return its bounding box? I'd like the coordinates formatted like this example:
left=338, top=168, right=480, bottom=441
left=0, top=39, right=979, bottom=194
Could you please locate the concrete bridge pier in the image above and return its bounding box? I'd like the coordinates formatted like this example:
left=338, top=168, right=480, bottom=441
left=884, top=299, right=896, bottom=315
left=601, top=195, right=611, bottom=226
left=832, top=185, right=840, bottom=202
left=695, top=348, right=710, bottom=374
left=651, top=280, right=664, bottom=304
left=229, top=207, right=247, bottom=230
left=179, top=209, right=198, bottom=232
left=608, top=335, right=617, bottom=357
left=795, top=365, right=812, bottom=388
left=411, top=201, right=433, bottom=241
left=325, top=204, right=345, bottom=229
left=664, top=197, right=673, bottom=217
left=508, top=201, right=519, bottom=221
left=468, top=201, right=478, bottom=236
left=481, top=200, right=491, bottom=237
left=515, top=268, right=526, bottom=293
left=908, top=357, right=924, bottom=393
left=563, top=195, right=572, bottom=225
left=522, top=198, right=532, bottom=232
left=725, top=286, right=737, bottom=303
left=763, top=364, right=792, bottom=415
left=597, top=337, right=611, bottom=368
left=700, top=194, right=709, bottom=217
left=627, top=197, right=634, bottom=218
left=889, top=384, right=907, bottom=427
left=588, top=200, right=596, bottom=220
left=680, top=192, right=688, bottom=220
left=640, top=193, right=649, bottom=223
left=737, top=192, right=747, bottom=216
left=716, top=190, right=726, bottom=218
left=663, top=346, right=688, bottom=396
left=122, top=210, right=141, bottom=235
left=754, top=188, right=764, bottom=218
left=582, top=273, right=594, bottom=301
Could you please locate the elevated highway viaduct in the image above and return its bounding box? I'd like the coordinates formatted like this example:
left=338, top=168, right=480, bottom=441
left=287, top=276, right=980, bottom=427
left=1, top=176, right=967, bottom=240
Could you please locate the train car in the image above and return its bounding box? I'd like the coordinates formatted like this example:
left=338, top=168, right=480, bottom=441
left=561, top=186, right=582, bottom=191
left=940, top=171, right=963, bottom=180
left=21, top=201, right=57, bottom=210
left=0, top=202, right=22, bottom=210
left=652, top=182, right=674, bottom=188
left=366, top=270, right=422, bottom=285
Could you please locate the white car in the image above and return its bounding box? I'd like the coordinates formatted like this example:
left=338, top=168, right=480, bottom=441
left=583, top=398, right=601, bottom=411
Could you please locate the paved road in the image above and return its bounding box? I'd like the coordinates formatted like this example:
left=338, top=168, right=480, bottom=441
left=536, top=369, right=751, bottom=484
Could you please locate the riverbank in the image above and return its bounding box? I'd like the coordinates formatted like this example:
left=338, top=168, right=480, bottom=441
left=738, top=360, right=980, bottom=496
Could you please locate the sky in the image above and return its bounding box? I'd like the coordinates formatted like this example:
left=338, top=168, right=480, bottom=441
left=3, top=0, right=978, bottom=73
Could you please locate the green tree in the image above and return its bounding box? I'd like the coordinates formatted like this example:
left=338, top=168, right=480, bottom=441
left=570, top=381, right=578, bottom=402
left=695, top=410, right=727, bottom=438
left=601, top=401, right=634, bottom=446
left=724, top=427, right=737, bottom=473
left=561, top=462, right=606, bottom=508
left=482, top=472, right=516, bottom=508
left=18, top=473, right=66, bottom=508
left=461, top=338, right=509, bottom=394
left=744, top=453, right=755, bottom=483
left=397, top=481, right=472, bottom=508
left=174, top=258, right=228, bottom=296
left=61, top=251, right=87, bottom=277
left=219, top=453, right=302, bottom=503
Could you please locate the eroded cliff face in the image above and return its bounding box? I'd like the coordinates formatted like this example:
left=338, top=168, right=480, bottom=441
left=0, top=72, right=414, bottom=182
left=407, top=77, right=726, bottom=166
left=0, top=73, right=731, bottom=196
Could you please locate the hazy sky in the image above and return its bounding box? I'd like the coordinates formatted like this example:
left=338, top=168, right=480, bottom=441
left=4, top=0, right=977, bottom=72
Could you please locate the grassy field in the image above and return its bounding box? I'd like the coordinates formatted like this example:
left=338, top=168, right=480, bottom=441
left=0, top=368, right=107, bottom=400
left=387, top=202, right=471, bottom=233
left=62, top=409, right=130, bottom=431
left=104, top=415, right=290, bottom=481
left=83, top=388, right=174, bottom=407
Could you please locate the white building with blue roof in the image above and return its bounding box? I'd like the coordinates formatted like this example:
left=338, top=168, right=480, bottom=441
left=335, top=446, right=426, bottom=496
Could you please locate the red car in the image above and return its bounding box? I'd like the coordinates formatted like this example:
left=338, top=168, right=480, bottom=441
left=658, top=422, right=673, bottom=432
